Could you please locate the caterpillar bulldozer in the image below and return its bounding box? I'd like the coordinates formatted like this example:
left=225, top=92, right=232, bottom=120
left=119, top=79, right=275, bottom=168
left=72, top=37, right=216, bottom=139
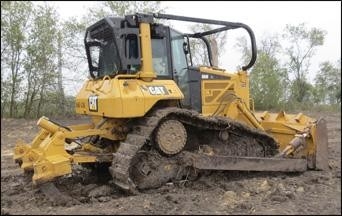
left=13, top=13, right=328, bottom=192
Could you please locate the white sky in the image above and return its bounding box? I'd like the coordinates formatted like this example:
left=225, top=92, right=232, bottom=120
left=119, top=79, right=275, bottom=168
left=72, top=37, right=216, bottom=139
left=48, top=1, right=341, bottom=95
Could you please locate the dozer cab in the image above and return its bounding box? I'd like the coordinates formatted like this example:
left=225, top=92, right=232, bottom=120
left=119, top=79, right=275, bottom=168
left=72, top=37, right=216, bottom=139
left=14, top=13, right=328, bottom=192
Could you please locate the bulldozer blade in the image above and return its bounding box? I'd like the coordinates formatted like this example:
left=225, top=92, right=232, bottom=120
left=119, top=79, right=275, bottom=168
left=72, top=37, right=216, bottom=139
left=312, top=118, right=329, bottom=170
left=183, top=152, right=307, bottom=172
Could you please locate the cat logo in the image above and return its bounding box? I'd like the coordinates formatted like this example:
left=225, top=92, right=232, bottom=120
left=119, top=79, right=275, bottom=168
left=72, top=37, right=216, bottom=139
left=148, top=86, right=169, bottom=95
left=88, top=95, right=98, bottom=111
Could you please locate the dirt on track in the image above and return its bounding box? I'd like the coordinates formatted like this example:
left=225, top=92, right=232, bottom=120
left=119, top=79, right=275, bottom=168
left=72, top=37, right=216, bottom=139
left=1, top=112, right=341, bottom=215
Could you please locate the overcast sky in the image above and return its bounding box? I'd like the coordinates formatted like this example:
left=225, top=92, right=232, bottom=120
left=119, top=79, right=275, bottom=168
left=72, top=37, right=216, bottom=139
left=48, top=1, right=341, bottom=95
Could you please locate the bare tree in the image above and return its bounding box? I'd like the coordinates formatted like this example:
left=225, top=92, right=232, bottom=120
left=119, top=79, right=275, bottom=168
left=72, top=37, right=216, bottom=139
left=57, top=31, right=66, bottom=113
left=189, top=24, right=227, bottom=67
left=282, top=23, right=326, bottom=103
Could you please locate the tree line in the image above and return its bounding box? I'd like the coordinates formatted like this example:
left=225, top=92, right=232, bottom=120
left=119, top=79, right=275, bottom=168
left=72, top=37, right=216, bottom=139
left=1, top=1, right=340, bottom=119
left=236, top=24, right=340, bottom=111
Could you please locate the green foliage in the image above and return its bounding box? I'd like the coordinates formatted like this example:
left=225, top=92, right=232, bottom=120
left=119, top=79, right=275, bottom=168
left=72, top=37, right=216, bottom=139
left=1, top=2, right=67, bottom=118
left=314, top=60, right=341, bottom=105
left=1, top=1, right=32, bottom=57
left=1, top=1, right=33, bottom=117
left=282, top=23, right=326, bottom=103
left=24, top=4, right=60, bottom=118
left=236, top=26, right=339, bottom=112
left=289, top=79, right=315, bottom=103
left=250, top=52, right=284, bottom=110
left=237, top=34, right=287, bottom=110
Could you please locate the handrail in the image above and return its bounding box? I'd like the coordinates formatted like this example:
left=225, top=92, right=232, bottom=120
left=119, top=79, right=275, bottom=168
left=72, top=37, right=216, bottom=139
left=153, top=13, right=257, bottom=71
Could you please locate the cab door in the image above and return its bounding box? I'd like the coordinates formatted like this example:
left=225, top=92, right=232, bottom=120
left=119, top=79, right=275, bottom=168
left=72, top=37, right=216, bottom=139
left=170, top=29, right=202, bottom=112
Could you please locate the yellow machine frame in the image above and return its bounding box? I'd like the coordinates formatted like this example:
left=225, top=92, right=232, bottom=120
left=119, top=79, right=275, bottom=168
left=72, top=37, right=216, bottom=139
left=13, top=14, right=328, bottom=185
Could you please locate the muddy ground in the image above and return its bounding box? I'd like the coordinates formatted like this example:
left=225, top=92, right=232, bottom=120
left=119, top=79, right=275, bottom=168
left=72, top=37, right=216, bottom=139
left=1, top=111, right=341, bottom=215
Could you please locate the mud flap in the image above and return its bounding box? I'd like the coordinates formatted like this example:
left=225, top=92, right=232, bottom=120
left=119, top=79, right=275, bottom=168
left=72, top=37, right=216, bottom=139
left=312, top=118, right=329, bottom=170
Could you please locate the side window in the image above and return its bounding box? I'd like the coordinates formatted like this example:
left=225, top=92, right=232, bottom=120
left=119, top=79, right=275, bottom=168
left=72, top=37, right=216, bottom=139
left=98, top=39, right=119, bottom=77
left=170, top=31, right=188, bottom=76
left=171, top=30, right=190, bottom=106
left=152, top=38, right=169, bottom=76
left=124, top=34, right=140, bottom=73
left=125, top=34, right=139, bottom=59
left=89, top=46, right=100, bottom=77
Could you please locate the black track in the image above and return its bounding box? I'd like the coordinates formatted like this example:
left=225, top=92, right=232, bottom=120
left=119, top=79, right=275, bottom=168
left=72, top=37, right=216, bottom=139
left=109, top=107, right=279, bottom=191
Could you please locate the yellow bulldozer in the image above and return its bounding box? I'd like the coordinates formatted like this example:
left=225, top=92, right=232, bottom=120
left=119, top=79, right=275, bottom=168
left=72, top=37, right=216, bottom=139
left=13, top=13, right=328, bottom=192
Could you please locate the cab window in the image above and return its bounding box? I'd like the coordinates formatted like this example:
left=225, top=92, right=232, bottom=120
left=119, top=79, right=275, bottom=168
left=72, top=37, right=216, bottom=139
left=152, top=38, right=169, bottom=76
left=98, top=38, right=120, bottom=77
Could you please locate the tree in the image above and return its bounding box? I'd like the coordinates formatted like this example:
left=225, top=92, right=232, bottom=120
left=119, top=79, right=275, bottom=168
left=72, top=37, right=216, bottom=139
left=314, top=60, right=341, bottom=105
left=189, top=24, right=227, bottom=67
left=24, top=4, right=59, bottom=118
left=1, top=1, right=33, bottom=117
left=57, top=30, right=66, bottom=113
left=282, top=23, right=326, bottom=103
left=88, top=1, right=164, bottom=19
left=237, top=34, right=286, bottom=110
left=60, top=17, right=89, bottom=91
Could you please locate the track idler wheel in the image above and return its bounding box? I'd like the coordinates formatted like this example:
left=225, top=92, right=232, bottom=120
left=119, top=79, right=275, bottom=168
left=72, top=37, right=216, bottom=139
left=155, top=119, right=187, bottom=155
